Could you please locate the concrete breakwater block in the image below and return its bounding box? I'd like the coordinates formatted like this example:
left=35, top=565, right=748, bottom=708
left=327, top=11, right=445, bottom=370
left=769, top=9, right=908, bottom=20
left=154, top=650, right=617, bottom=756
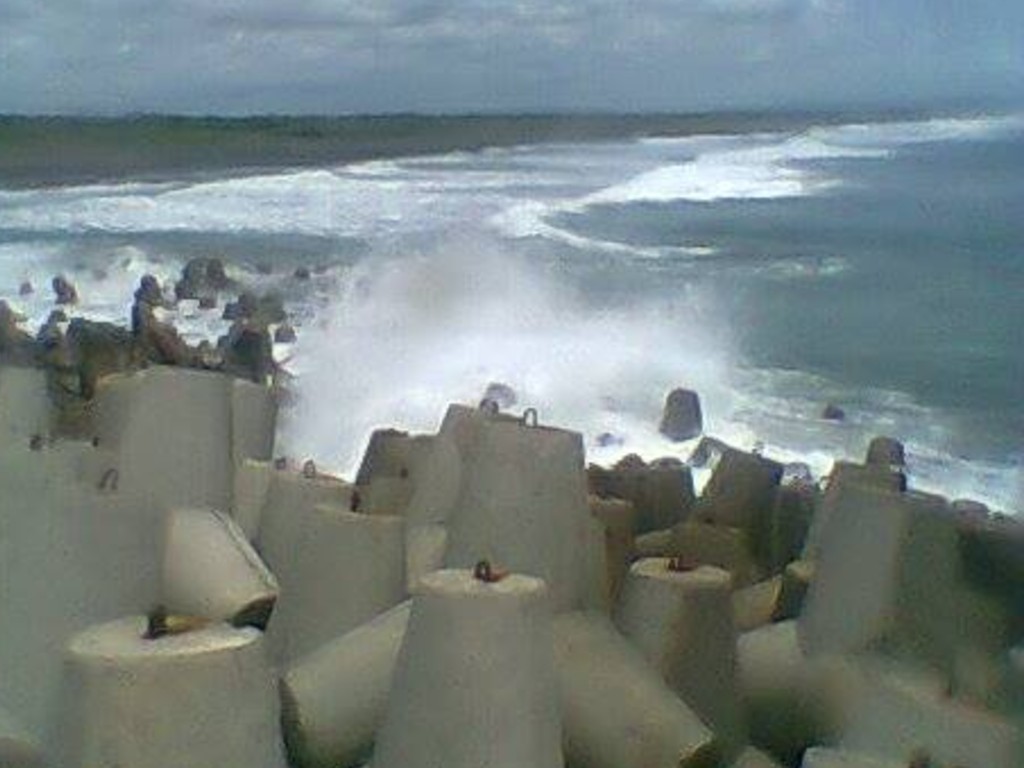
left=736, top=621, right=850, bottom=763
left=254, top=467, right=353, bottom=660
left=799, top=485, right=958, bottom=667
left=405, top=522, right=448, bottom=591
left=229, top=377, right=277, bottom=467
left=800, top=747, right=903, bottom=768
left=233, top=458, right=273, bottom=539
left=773, top=559, right=814, bottom=622
left=56, top=617, right=286, bottom=768
left=270, top=506, right=405, bottom=662
left=589, top=496, right=637, bottom=604
left=802, top=461, right=906, bottom=559
left=839, top=660, right=1024, bottom=768
left=417, top=404, right=604, bottom=612
left=634, top=526, right=676, bottom=558
left=615, top=561, right=744, bottom=756
left=0, top=366, right=50, bottom=440
left=281, top=602, right=412, bottom=768
left=0, top=707, right=45, bottom=768
left=587, top=459, right=696, bottom=534
left=694, top=448, right=783, bottom=534
left=93, top=368, right=235, bottom=511
left=733, top=575, right=783, bottom=633
left=355, top=428, right=434, bottom=488
left=162, top=507, right=279, bottom=628
left=374, top=570, right=562, bottom=768
left=553, top=611, right=721, bottom=768
left=671, top=520, right=762, bottom=587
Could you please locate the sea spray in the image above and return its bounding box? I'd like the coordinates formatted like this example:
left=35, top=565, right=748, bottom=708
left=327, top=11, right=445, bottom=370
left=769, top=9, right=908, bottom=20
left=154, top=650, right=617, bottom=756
left=278, top=234, right=738, bottom=475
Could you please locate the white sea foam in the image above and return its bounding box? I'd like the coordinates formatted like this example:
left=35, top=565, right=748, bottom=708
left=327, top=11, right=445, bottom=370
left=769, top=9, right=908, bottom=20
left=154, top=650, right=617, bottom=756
left=2, top=113, right=1019, bottom=514
left=277, top=235, right=738, bottom=475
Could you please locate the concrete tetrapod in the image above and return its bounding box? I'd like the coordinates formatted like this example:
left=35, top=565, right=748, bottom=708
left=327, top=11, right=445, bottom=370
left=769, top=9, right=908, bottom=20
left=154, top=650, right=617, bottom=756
left=0, top=707, right=46, bottom=768
left=438, top=406, right=605, bottom=612
left=93, top=368, right=237, bottom=512
left=615, top=560, right=744, bottom=757
left=255, top=467, right=354, bottom=661
left=838, top=658, right=1024, bottom=768
left=588, top=495, right=637, bottom=605
left=57, top=617, right=286, bottom=768
left=736, top=621, right=852, bottom=764
left=271, top=505, right=405, bottom=662
left=233, top=458, right=273, bottom=540
left=281, top=602, right=412, bottom=768
left=552, top=611, right=721, bottom=768
left=799, top=485, right=959, bottom=668
left=374, top=569, right=562, bottom=768
left=161, top=507, right=279, bottom=629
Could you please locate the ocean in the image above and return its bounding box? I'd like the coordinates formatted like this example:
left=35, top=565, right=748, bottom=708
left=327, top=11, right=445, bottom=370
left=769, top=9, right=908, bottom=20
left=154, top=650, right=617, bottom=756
left=1, top=112, right=1021, bottom=513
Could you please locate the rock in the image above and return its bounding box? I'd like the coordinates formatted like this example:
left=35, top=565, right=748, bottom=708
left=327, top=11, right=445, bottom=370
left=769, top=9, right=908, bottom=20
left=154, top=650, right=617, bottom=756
left=132, top=300, right=195, bottom=367
left=293, top=267, right=311, bottom=280
left=659, top=388, right=703, bottom=442
left=595, top=432, right=624, bottom=448
left=481, top=381, right=517, bottom=409
left=219, top=321, right=275, bottom=383
left=865, top=436, right=905, bottom=468
left=221, top=291, right=285, bottom=326
left=613, top=453, right=646, bottom=471
left=274, top=324, right=297, bottom=344
left=134, top=274, right=164, bottom=306
left=18, top=280, right=33, bottom=296
left=821, top=403, right=845, bottom=421
left=175, top=257, right=230, bottom=301
left=650, top=456, right=684, bottom=470
left=52, top=274, right=78, bottom=305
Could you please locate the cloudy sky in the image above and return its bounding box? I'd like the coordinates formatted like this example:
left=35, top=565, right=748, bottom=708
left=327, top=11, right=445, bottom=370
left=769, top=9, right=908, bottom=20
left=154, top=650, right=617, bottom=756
left=1, top=0, right=1021, bottom=114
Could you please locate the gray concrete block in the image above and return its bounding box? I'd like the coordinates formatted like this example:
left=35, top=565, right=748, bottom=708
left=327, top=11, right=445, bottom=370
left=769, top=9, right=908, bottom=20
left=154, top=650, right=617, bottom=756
left=281, top=602, right=411, bottom=768
left=616, top=561, right=744, bottom=756
left=799, top=485, right=959, bottom=668
left=374, top=571, right=562, bottom=768
left=57, top=617, right=286, bottom=768
left=162, top=507, right=278, bottom=629
left=553, top=611, right=721, bottom=768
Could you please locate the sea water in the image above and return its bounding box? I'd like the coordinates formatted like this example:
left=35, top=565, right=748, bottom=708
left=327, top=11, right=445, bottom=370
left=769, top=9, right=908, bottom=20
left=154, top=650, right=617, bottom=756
left=0, top=112, right=1020, bottom=512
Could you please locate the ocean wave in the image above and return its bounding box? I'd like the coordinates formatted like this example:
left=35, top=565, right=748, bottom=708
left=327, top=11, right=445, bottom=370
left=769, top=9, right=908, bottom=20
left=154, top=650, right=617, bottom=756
left=815, top=112, right=1024, bottom=149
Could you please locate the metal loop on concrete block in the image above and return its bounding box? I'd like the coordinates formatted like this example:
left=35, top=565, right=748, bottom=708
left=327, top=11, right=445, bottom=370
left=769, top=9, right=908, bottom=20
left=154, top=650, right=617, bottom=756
left=98, top=467, right=119, bottom=492
left=473, top=559, right=508, bottom=583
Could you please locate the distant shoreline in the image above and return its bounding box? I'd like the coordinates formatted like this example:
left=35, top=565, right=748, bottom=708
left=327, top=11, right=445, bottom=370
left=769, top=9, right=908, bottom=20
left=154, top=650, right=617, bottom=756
left=0, top=109, right=939, bottom=190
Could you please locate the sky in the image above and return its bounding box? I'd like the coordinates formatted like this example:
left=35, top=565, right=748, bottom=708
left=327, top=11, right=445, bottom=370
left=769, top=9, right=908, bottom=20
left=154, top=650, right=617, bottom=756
left=0, top=0, right=1021, bottom=114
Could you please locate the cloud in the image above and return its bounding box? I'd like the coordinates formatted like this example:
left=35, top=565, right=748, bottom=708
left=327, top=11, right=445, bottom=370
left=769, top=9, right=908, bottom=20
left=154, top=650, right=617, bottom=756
left=0, top=0, right=1020, bottom=113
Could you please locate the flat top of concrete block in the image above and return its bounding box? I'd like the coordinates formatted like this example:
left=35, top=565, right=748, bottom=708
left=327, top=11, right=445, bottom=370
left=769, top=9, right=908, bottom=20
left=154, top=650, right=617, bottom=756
left=68, top=616, right=260, bottom=660
left=418, top=569, right=548, bottom=599
left=313, top=504, right=404, bottom=527
left=630, top=559, right=732, bottom=588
